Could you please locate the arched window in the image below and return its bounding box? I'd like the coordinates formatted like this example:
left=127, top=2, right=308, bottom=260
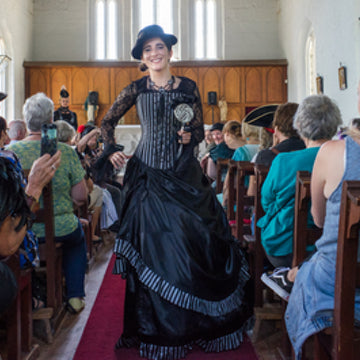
left=94, top=0, right=118, bottom=60
left=194, top=0, right=217, bottom=59
left=138, top=0, right=173, bottom=34
left=90, top=0, right=221, bottom=61
left=306, top=30, right=316, bottom=95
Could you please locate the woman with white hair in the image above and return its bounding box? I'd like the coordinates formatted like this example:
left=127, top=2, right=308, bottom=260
left=8, top=92, right=88, bottom=313
left=257, top=95, right=342, bottom=269
left=263, top=81, right=360, bottom=360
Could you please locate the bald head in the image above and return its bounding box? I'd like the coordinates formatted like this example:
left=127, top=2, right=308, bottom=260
left=8, top=120, right=27, bottom=141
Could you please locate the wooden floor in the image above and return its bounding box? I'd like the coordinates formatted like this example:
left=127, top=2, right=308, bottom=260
left=3, top=240, right=286, bottom=360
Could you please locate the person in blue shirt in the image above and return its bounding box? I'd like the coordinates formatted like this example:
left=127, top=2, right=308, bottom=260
left=257, top=95, right=342, bottom=268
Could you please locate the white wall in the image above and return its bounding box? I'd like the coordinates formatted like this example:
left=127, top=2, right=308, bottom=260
left=0, top=0, right=33, bottom=119
left=31, top=0, right=283, bottom=61
left=32, top=0, right=89, bottom=61
left=224, top=0, right=283, bottom=59
left=279, top=0, right=360, bottom=125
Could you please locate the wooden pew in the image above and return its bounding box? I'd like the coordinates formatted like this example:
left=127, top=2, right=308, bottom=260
left=2, top=254, right=39, bottom=360
left=292, top=171, right=322, bottom=267
left=312, top=180, right=360, bottom=359
left=252, top=164, right=270, bottom=307
left=234, top=161, right=255, bottom=244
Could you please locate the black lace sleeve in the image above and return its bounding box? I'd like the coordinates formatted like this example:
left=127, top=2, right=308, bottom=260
left=101, top=81, right=138, bottom=145
left=190, top=85, right=205, bottom=145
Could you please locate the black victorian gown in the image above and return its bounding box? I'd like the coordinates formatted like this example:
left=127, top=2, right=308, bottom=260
left=101, top=76, right=253, bottom=360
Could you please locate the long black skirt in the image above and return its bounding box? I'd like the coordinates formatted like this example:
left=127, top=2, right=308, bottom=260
left=113, top=155, right=253, bottom=359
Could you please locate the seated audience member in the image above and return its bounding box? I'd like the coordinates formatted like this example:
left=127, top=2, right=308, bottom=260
left=205, top=127, right=216, bottom=152
left=57, top=121, right=104, bottom=242
left=220, top=120, right=259, bottom=206
left=198, top=126, right=216, bottom=160
left=76, top=124, right=120, bottom=232
left=0, top=152, right=61, bottom=314
left=255, top=103, right=305, bottom=166
left=247, top=103, right=305, bottom=196
left=7, top=120, right=27, bottom=146
left=257, top=95, right=342, bottom=269
left=0, top=116, right=10, bottom=149
left=9, top=93, right=88, bottom=314
left=262, top=83, right=360, bottom=360
left=201, top=122, right=234, bottom=183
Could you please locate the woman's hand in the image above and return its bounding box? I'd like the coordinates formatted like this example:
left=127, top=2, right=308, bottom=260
left=177, top=129, right=191, bottom=145
left=26, top=150, right=62, bottom=201
left=109, top=151, right=128, bottom=169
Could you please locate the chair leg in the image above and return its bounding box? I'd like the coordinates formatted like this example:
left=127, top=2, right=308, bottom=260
left=21, top=273, right=33, bottom=352
left=7, top=293, right=21, bottom=360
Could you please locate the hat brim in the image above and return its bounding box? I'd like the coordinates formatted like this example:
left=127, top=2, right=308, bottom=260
left=132, top=33, right=177, bottom=60
left=0, top=92, right=7, bottom=102
left=244, top=104, right=279, bottom=128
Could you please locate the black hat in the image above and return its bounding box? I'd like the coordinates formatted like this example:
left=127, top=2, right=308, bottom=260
left=210, top=122, right=224, bottom=132
left=243, top=104, right=279, bottom=128
left=0, top=92, right=7, bottom=102
left=131, top=25, right=177, bottom=60
left=60, top=89, right=69, bottom=98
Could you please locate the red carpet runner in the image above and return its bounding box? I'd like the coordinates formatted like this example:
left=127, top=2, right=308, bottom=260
left=74, top=255, right=259, bottom=360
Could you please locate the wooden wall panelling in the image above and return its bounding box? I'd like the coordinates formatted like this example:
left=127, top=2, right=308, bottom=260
left=223, top=67, right=241, bottom=105
left=204, top=105, right=220, bottom=125
left=265, top=66, right=287, bottom=103
left=51, top=68, right=70, bottom=104
left=227, top=104, right=242, bottom=122
left=180, top=67, right=199, bottom=85
left=244, top=67, right=263, bottom=104
left=201, top=67, right=221, bottom=124
left=24, top=60, right=288, bottom=127
left=70, top=68, right=89, bottom=125
left=27, top=68, right=49, bottom=98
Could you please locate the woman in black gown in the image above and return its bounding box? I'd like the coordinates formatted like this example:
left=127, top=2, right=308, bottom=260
left=100, top=25, right=253, bottom=360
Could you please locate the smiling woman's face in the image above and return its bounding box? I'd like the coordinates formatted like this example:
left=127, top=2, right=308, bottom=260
left=141, top=38, right=172, bottom=72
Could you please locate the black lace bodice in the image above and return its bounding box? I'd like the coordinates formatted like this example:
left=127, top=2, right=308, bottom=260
left=101, top=76, right=204, bottom=169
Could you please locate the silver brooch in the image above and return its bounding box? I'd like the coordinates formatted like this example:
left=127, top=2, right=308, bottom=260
left=174, top=104, right=194, bottom=125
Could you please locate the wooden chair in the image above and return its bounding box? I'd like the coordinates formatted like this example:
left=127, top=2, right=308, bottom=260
left=292, top=171, right=322, bottom=267
left=312, top=180, right=360, bottom=360
left=250, top=164, right=284, bottom=342
left=2, top=254, right=39, bottom=360
left=215, top=158, right=230, bottom=194
left=251, top=164, right=270, bottom=307
left=225, top=161, right=255, bottom=242
left=23, top=171, right=65, bottom=342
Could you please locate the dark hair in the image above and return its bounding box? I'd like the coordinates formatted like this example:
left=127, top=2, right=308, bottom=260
left=0, top=116, right=7, bottom=134
left=139, top=63, right=148, bottom=72
left=273, top=102, right=299, bottom=138
left=80, top=125, right=96, bottom=138
left=0, top=156, right=32, bottom=231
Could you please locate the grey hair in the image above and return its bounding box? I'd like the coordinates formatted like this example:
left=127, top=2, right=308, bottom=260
left=8, top=119, right=27, bottom=139
left=23, top=92, right=54, bottom=132
left=293, top=95, right=342, bottom=140
left=56, top=120, right=76, bottom=143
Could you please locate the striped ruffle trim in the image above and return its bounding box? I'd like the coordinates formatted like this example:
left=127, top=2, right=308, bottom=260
left=116, top=320, right=253, bottom=360
left=113, top=237, right=250, bottom=317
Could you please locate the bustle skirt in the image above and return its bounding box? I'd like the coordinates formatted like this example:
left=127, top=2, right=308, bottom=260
left=113, top=155, right=253, bottom=360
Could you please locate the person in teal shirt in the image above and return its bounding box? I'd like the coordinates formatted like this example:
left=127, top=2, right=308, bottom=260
left=257, top=95, right=342, bottom=268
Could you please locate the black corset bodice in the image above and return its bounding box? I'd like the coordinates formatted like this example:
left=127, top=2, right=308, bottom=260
left=135, top=91, right=184, bottom=169
left=101, top=76, right=204, bottom=169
